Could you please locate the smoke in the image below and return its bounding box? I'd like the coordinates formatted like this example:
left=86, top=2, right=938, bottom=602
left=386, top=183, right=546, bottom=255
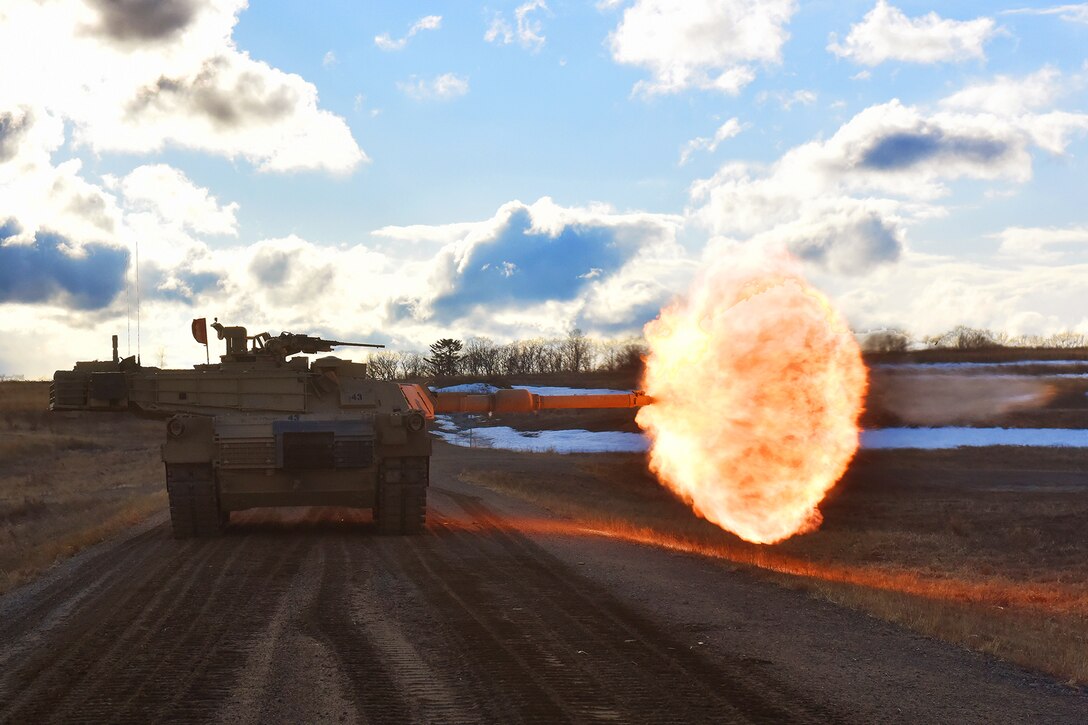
left=637, top=251, right=867, bottom=545
left=871, top=373, right=1056, bottom=426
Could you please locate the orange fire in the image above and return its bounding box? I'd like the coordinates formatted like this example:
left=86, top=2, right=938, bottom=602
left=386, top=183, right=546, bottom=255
left=636, top=253, right=868, bottom=544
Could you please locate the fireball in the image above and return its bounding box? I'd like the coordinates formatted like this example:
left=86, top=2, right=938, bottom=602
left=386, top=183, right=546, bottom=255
left=636, top=254, right=867, bottom=544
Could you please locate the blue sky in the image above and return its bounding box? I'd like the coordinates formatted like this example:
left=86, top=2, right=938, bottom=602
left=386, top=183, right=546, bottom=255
left=1, top=1, right=1086, bottom=375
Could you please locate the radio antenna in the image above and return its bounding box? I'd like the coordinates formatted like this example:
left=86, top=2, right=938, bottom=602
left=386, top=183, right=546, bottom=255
left=135, top=238, right=141, bottom=365
left=126, top=256, right=131, bottom=356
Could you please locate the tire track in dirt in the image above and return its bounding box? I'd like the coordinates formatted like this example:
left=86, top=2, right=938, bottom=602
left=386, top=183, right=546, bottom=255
left=446, top=488, right=844, bottom=721
left=301, top=536, right=413, bottom=723
left=394, top=486, right=844, bottom=724
left=0, top=525, right=165, bottom=668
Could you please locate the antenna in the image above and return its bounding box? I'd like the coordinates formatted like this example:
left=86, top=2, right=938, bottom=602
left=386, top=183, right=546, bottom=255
left=126, top=258, right=131, bottom=356
left=135, top=238, right=141, bottom=365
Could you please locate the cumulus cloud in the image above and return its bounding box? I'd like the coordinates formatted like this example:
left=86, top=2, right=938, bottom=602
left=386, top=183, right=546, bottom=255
left=940, top=66, right=1066, bottom=115
left=0, top=107, right=124, bottom=245
left=679, top=117, right=743, bottom=165
left=375, top=15, right=442, bottom=51
left=993, top=225, right=1088, bottom=259
left=0, top=221, right=129, bottom=310
left=828, top=1, right=998, bottom=65
left=373, top=197, right=688, bottom=335
left=0, top=0, right=365, bottom=174
left=0, top=193, right=685, bottom=372
left=809, top=251, right=1088, bottom=339
left=607, top=0, right=796, bottom=96
left=85, top=0, right=201, bottom=43
left=0, top=108, right=33, bottom=164
left=113, top=164, right=239, bottom=236
left=691, top=91, right=1088, bottom=275
left=485, top=1, right=549, bottom=51
left=1002, top=4, right=1088, bottom=25
left=397, top=73, right=470, bottom=101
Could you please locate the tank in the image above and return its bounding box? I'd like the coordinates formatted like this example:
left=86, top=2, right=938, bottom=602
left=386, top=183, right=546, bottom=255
left=50, top=321, right=652, bottom=538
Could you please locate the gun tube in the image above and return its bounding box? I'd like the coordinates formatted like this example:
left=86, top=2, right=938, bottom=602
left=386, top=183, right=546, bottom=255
left=433, top=388, right=654, bottom=415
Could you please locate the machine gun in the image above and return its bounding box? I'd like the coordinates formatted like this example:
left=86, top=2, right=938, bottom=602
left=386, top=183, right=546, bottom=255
left=209, top=320, right=383, bottom=361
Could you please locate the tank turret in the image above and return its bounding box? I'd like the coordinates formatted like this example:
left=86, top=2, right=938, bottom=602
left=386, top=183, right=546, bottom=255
left=51, top=321, right=652, bottom=538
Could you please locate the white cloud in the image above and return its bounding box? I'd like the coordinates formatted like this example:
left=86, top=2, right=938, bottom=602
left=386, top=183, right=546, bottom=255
left=608, top=0, right=796, bottom=96
left=1, top=196, right=689, bottom=374
left=116, top=164, right=239, bottom=237
left=373, top=197, right=688, bottom=335
left=485, top=1, right=549, bottom=52
left=809, top=251, right=1088, bottom=339
left=690, top=91, right=1088, bottom=276
left=993, top=225, right=1088, bottom=258
left=0, top=107, right=122, bottom=247
left=0, top=0, right=365, bottom=174
left=828, top=1, right=998, bottom=66
left=757, top=88, right=817, bottom=110
left=397, top=73, right=470, bottom=101
left=322, top=50, right=337, bottom=68
left=1002, top=4, right=1088, bottom=25
left=679, top=117, right=743, bottom=165
left=940, top=66, right=1066, bottom=115
left=375, top=14, right=442, bottom=51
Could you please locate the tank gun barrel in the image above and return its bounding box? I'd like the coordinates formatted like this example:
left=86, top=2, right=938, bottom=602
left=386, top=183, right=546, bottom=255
left=412, top=387, right=654, bottom=417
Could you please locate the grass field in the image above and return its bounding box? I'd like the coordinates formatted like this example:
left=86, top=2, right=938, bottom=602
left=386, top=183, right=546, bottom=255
left=451, top=443, right=1088, bottom=685
left=0, top=382, right=163, bottom=594
left=4, top=351, right=1088, bottom=686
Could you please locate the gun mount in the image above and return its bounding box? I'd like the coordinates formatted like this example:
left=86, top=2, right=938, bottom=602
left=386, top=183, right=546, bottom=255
left=51, top=322, right=652, bottom=539
left=210, top=320, right=385, bottom=362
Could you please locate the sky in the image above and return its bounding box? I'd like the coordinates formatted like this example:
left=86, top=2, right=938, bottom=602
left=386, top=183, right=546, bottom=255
left=1, top=0, right=1087, bottom=377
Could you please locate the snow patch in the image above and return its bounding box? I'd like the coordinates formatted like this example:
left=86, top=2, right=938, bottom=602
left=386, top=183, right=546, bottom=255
left=432, top=383, right=501, bottom=394
left=875, top=360, right=1087, bottom=370
left=511, top=385, right=633, bottom=396
left=861, top=427, right=1088, bottom=449
left=433, top=424, right=649, bottom=453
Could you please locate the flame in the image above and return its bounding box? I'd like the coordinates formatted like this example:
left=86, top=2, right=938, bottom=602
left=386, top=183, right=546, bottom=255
left=636, top=253, right=867, bottom=544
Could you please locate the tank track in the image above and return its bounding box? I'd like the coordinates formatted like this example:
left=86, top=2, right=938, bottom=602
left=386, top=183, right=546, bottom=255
left=166, top=464, right=227, bottom=539
left=375, top=456, right=428, bottom=535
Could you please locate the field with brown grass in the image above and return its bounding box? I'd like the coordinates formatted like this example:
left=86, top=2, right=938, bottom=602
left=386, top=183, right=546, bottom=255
left=0, top=381, right=163, bottom=594
left=451, top=444, right=1088, bottom=685
left=5, top=350, right=1088, bottom=687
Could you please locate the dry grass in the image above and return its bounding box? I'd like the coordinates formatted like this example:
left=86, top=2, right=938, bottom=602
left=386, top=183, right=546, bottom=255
left=0, top=382, right=164, bottom=594
left=452, top=445, right=1088, bottom=685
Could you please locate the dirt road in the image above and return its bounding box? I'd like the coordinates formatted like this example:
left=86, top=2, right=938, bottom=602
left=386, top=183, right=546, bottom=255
left=1, top=445, right=1084, bottom=724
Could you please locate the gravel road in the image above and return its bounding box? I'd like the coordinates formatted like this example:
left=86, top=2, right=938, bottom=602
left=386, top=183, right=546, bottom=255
left=0, top=443, right=1084, bottom=724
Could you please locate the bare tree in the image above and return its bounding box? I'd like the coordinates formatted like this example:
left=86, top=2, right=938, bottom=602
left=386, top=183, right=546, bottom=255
left=561, top=328, right=593, bottom=372
left=1046, top=331, right=1088, bottom=348
left=860, top=329, right=911, bottom=353
left=462, top=337, right=502, bottom=376
left=931, top=326, right=1006, bottom=349
left=367, top=351, right=401, bottom=380
left=399, top=352, right=428, bottom=379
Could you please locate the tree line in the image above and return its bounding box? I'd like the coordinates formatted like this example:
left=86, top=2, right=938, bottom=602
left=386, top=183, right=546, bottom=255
left=364, top=324, right=1088, bottom=380
left=366, top=329, right=647, bottom=380
left=861, top=326, right=1088, bottom=352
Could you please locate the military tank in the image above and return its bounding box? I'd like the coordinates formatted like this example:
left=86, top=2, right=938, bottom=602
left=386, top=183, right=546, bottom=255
left=51, top=320, right=652, bottom=538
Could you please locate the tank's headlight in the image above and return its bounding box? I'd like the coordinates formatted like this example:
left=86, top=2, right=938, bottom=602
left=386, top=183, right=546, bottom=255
left=167, top=417, right=186, bottom=438
left=406, top=412, right=425, bottom=432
